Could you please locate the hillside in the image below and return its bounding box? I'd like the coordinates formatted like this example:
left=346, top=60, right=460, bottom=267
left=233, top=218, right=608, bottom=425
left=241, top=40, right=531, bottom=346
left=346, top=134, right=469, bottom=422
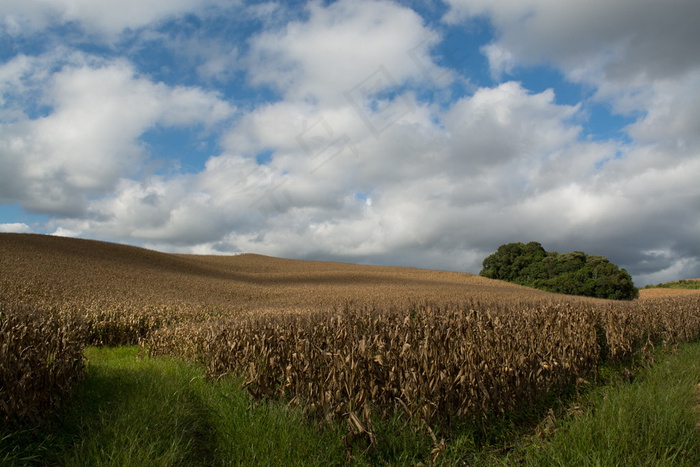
left=0, top=233, right=568, bottom=315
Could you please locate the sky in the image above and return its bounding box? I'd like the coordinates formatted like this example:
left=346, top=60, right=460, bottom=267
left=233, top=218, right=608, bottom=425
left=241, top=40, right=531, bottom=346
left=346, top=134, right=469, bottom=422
left=1, top=0, right=699, bottom=286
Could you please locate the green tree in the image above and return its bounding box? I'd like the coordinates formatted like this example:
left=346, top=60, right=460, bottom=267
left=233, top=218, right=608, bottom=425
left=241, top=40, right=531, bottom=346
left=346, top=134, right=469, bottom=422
left=479, top=242, right=638, bottom=300
left=480, top=242, right=546, bottom=283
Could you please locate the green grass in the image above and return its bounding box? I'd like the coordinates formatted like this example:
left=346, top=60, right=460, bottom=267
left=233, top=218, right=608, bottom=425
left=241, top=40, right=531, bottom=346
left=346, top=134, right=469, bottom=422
left=0, top=346, right=346, bottom=466
left=643, top=279, right=700, bottom=290
left=481, top=342, right=700, bottom=466
left=3, top=343, right=700, bottom=466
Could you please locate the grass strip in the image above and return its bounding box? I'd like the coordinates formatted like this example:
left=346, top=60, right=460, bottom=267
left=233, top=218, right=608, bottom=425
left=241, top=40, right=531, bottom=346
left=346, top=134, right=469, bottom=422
left=470, top=341, right=700, bottom=466
left=644, top=279, right=700, bottom=290
left=1, top=346, right=345, bottom=466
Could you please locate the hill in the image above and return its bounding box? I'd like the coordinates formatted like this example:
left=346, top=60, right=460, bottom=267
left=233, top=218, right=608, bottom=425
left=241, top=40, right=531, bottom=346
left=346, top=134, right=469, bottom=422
left=1, top=233, right=565, bottom=315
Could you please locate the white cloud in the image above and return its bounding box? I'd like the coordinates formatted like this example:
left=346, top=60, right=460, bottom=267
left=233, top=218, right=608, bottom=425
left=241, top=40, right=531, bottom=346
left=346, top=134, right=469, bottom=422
left=0, top=223, right=33, bottom=233
left=81, top=176, right=236, bottom=245
left=49, top=47, right=698, bottom=284
left=0, top=54, right=235, bottom=215
left=56, top=80, right=605, bottom=264
left=50, top=227, right=82, bottom=237
left=437, top=0, right=700, bottom=283
left=444, top=0, right=700, bottom=116
left=0, top=0, right=230, bottom=37
left=624, top=70, right=700, bottom=151
left=247, top=0, right=447, bottom=104
left=47, top=68, right=699, bottom=284
left=442, top=82, right=580, bottom=172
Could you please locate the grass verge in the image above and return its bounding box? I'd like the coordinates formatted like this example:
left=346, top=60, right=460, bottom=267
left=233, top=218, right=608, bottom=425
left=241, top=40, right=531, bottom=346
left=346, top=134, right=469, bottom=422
left=473, top=342, right=700, bottom=466
left=0, top=346, right=345, bottom=466
left=2, top=342, right=700, bottom=465
left=643, top=279, right=700, bottom=290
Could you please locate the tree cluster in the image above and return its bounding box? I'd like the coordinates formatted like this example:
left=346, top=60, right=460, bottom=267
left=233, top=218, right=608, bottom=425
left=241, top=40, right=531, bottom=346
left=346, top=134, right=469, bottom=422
left=479, top=242, right=638, bottom=300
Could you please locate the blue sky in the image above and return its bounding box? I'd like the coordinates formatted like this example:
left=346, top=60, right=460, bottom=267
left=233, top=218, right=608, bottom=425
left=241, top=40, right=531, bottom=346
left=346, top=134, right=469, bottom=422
left=1, top=0, right=699, bottom=286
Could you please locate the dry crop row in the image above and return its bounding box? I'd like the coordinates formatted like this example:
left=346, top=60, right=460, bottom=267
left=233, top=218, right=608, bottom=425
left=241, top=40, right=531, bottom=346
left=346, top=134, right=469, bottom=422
left=595, top=296, right=700, bottom=362
left=4, top=234, right=699, bottom=430
left=4, top=293, right=699, bottom=429
left=148, top=296, right=700, bottom=427
left=0, top=303, right=86, bottom=427
left=1, top=279, right=218, bottom=346
left=0, top=292, right=215, bottom=425
left=0, top=297, right=198, bottom=426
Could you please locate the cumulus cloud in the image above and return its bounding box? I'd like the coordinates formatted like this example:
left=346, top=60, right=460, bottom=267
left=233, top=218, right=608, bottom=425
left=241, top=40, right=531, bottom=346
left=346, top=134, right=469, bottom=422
left=438, top=0, right=700, bottom=282
left=247, top=0, right=447, bottom=103
left=0, top=54, right=235, bottom=215
left=624, top=70, right=700, bottom=152
left=444, top=0, right=700, bottom=131
left=50, top=227, right=82, bottom=237
left=0, top=223, right=33, bottom=233
left=0, top=0, right=229, bottom=37
left=443, top=0, right=700, bottom=82
left=62, top=81, right=614, bottom=270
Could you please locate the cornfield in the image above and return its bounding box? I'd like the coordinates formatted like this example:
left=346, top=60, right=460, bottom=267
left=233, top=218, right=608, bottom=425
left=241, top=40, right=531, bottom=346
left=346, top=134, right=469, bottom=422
left=2, top=233, right=700, bottom=428
left=0, top=303, right=86, bottom=426
left=147, top=295, right=700, bottom=426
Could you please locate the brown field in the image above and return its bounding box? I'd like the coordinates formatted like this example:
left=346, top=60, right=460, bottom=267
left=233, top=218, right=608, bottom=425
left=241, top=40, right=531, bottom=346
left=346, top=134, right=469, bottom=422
left=0, top=232, right=586, bottom=316
left=2, top=232, right=700, bottom=427
left=639, top=287, right=700, bottom=298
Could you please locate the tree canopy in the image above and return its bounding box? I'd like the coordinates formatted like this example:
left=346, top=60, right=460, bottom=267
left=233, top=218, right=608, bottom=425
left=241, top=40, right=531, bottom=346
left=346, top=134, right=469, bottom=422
left=479, top=242, right=638, bottom=300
